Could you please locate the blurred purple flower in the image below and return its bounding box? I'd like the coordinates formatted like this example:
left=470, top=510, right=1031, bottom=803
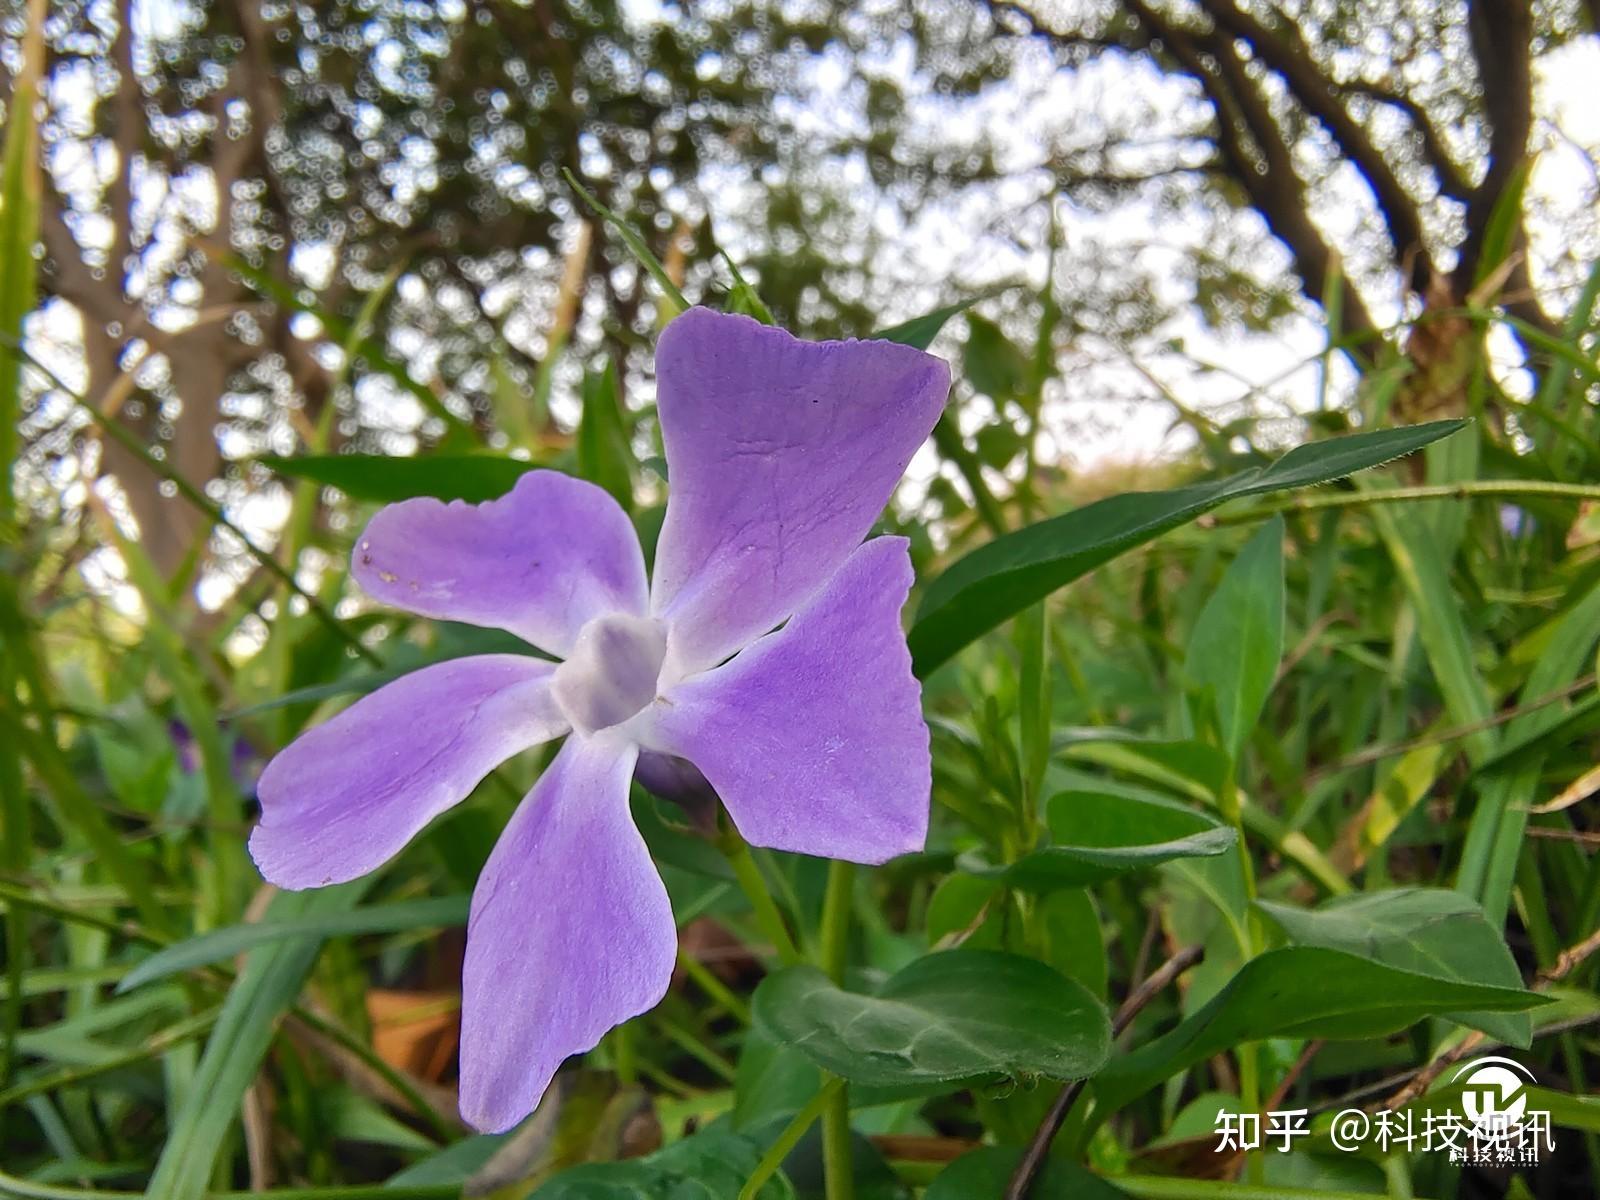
left=168, top=719, right=258, bottom=789
left=248, top=308, right=949, bottom=1132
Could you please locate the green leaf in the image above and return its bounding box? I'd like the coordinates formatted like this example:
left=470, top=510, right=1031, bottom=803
left=577, top=359, right=636, bottom=511
left=975, top=420, right=1027, bottom=469
left=144, top=884, right=364, bottom=1200
left=734, top=1024, right=821, bottom=1130
left=324, top=1087, right=439, bottom=1153
left=873, top=293, right=1001, bottom=350
left=1461, top=577, right=1600, bottom=923
left=1184, top=515, right=1286, bottom=758
left=260, top=453, right=537, bottom=503
left=1089, top=945, right=1548, bottom=1126
left=530, top=1126, right=793, bottom=1198
left=1256, top=888, right=1531, bottom=1046
left=387, top=1133, right=507, bottom=1187
left=118, top=896, right=469, bottom=993
left=925, top=1148, right=1130, bottom=1199
left=962, top=791, right=1236, bottom=891
left=910, top=420, right=1467, bottom=676
left=963, top=313, right=1029, bottom=401
left=752, top=950, right=1110, bottom=1090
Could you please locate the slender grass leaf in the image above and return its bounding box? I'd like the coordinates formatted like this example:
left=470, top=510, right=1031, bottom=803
left=576, top=360, right=636, bottom=511
left=143, top=884, right=364, bottom=1200
left=1461, top=577, right=1600, bottom=923
left=753, top=950, right=1110, bottom=1090
left=564, top=170, right=687, bottom=316
left=0, top=13, right=42, bottom=522
left=118, top=895, right=469, bottom=993
left=259, top=453, right=538, bottom=504
left=719, top=250, right=776, bottom=324
left=911, top=421, right=1467, bottom=675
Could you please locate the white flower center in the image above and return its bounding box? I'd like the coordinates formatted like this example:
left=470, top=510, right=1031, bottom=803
left=550, top=613, right=668, bottom=736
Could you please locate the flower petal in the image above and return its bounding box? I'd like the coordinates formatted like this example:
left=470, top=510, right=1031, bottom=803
left=353, top=471, right=648, bottom=657
left=459, top=736, right=675, bottom=1133
left=250, top=655, right=564, bottom=889
left=645, top=537, right=930, bottom=864
left=650, top=308, right=949, bottom=677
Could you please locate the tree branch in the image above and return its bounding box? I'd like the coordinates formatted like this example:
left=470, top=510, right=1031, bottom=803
left=1005, top=944, right=1206, bottom=1200
left=1456, top=0, right=1555, bottom=336
left=1345, top=81, right=1474, bottom=201
left=1197, top=0, right=1435, bottom=290
left=1124, top=0, right=1381, bottom=361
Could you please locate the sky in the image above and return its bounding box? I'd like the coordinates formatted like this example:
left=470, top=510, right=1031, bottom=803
left=21, top=4, right=1600, bottom=615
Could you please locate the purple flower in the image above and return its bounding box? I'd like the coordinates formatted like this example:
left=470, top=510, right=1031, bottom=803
left=249, top=308, right=950, bottom=1132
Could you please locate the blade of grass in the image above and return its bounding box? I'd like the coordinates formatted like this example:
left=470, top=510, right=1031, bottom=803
left=142, top=884, right=366, bottom=1200
left=0, top=0, right=47, bottom=1091
left=118, top=895, right=469, bottom=993
left=564, top=170, right=688, bottom=315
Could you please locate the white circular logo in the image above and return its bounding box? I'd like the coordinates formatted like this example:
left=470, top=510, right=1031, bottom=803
left=1452, top=1055, right=1534, bottom=1139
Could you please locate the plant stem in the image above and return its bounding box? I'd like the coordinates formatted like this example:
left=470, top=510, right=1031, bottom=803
left=1008, top=945, right=1203, bottom=1199
left=677, top=948, right=752, bottom=1024
left=716, top=828, right=802, bottom=966
left=1217, top=479, right=1600, bottom=524
left=820, top=860, right=856, bottom=1200
left=737, top=1076, right=844, bottom=1200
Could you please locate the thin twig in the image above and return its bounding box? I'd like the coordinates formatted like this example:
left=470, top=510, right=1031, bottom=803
left=1005, top=944, right=1205, bottom=1200
left=1310, top=674, right=1596, bottom=781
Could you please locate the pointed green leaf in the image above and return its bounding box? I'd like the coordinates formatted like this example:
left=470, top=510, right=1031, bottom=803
left=719, top=250, right=776, bottom=324
left=564, top=170, right=687, bottom=316
left=910, top=420, right=1468, bottom=676
left=963, top=313, right=1029, bottom=401
left=1256, top=888, right=1531, bottom=1046
left=117, top=896, right=470, bottom=994
left=259, top=453, right=538, bottom=503
left=1184, top=515, right=1285, bottom=758
left=1090, top=946, right=1547, bottom=1126
left=873, top=293, right=1001, bottom=351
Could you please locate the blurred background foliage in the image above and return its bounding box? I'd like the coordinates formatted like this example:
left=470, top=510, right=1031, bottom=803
left=4, top=0, right=1600, bottom=1197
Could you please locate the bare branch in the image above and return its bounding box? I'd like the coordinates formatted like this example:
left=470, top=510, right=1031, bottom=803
left=1124, top=0, right=1381, bottom=360
left=1456, top=0, right=1556, bottom=335
left=1345, top=81, right=1474, bottom=201
left=1198, top=0, right=1436, bottom=290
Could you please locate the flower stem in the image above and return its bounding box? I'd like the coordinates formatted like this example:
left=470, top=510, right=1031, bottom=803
left=737, top=1076, right=844, bottom=1200
left=717, top=826, right=802, bottom=966
left=819, top=860, right=856, bottom=1200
